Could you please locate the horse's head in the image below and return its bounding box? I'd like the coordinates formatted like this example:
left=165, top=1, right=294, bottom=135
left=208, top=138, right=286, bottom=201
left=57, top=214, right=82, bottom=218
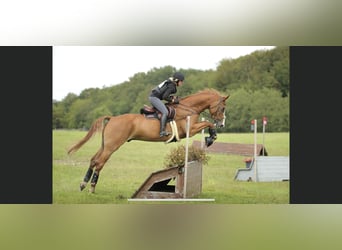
left=176, top=89, right=230, bottom=128
left=209, top=95, right=230, bottom=128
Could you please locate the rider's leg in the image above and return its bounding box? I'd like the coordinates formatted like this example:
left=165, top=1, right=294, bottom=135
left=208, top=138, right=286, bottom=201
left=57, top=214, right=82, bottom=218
left=159, top=113, right=170, bottom=137
left=149, top=96, right=170, bottom=137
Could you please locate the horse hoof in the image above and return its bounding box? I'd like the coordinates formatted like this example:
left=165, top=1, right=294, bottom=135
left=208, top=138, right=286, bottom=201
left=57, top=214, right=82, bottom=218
left=89, top=185, right=95, bottom=193
left=80, top=182, right=86, bottom=191
left=205, top=137, right=214, bottom=147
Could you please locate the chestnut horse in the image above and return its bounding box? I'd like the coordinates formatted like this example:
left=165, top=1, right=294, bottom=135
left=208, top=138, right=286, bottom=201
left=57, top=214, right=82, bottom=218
left=67, top=89, right=229, bottom=193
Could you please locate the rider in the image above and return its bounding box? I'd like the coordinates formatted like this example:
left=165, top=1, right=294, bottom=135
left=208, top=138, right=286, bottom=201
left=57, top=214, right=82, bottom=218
left=149, top=72, right=185, bottom=137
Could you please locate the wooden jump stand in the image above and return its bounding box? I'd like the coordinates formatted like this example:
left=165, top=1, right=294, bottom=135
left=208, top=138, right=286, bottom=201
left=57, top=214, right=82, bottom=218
left=128, top=116, right=214, bottom=202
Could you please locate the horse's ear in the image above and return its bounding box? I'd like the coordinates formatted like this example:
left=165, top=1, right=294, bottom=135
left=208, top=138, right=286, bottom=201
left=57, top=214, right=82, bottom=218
left=224, top=95, right=230, bottom=100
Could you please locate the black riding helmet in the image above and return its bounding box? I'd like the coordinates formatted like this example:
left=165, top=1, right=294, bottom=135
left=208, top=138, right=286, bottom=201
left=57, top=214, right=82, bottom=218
left=173, top=72, right=185, bottom=82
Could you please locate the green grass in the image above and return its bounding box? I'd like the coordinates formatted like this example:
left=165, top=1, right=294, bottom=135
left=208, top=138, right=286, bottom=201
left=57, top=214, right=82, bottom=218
left=53, top=130, right=289, bottom=204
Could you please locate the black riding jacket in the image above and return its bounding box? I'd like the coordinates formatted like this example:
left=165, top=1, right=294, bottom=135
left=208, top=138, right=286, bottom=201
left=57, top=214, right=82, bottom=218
left=150, top=80, right=177, bottom=102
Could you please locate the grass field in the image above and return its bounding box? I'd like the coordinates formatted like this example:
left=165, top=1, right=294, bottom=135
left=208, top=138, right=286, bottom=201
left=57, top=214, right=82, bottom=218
left=53, top=130, right=289, bottom=204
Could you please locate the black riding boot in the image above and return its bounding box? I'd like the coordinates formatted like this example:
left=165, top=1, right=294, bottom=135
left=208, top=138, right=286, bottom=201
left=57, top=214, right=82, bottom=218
left=159, top=114, right=170, bottom=137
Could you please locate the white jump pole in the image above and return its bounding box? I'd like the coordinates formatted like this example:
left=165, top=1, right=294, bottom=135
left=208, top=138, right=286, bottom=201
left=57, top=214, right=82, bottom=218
left=183, top=116, right=190, bottom=197
left=253, top=119, right=258, bottom=181
left=201, top=117, right=205, bottom=149
left=262, top=116, right=267, bottom=156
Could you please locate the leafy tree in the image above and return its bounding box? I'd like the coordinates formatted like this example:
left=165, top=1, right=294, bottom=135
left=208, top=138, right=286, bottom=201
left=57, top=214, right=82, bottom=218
left=52, top=46, right=290, bottom=132
left=52, top=101, right=64, bottom=129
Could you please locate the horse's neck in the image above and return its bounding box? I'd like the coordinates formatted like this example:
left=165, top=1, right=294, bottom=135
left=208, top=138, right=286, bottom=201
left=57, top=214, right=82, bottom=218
left=182, top=94, right=211, bottom=111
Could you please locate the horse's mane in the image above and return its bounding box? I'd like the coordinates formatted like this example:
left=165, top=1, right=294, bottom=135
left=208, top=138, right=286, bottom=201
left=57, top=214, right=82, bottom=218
left=197, top=88, right=221, bottom=95
left=181, top=88, right=221, bottom=100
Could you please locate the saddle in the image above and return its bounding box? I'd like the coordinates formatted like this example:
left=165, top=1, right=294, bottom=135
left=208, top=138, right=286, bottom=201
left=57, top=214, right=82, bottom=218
left=140, top=105, right=176, bottom=121
left=140, top=104, right=180, bottom=143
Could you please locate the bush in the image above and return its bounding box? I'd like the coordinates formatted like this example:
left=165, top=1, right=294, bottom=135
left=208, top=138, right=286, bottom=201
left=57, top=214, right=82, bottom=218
left=163, top=144, right=210, bottom=168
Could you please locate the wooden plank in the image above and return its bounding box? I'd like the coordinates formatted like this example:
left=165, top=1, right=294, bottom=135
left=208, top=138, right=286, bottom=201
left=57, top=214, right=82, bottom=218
left=134, top=191, right=183, bottom=199
left=193, top=141, right=267, bottom=156
left=184, top=161, right=202, bottom=198
left=128, top=198, right=215, bottom=202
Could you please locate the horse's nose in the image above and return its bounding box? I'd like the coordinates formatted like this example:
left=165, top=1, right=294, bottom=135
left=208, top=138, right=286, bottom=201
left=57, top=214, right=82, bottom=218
left=216, top=121, right=224, bottom=128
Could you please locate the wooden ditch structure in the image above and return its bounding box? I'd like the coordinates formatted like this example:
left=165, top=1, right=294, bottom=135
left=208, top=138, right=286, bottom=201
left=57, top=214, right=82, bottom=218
left=131, top=161, right=203, bottom=199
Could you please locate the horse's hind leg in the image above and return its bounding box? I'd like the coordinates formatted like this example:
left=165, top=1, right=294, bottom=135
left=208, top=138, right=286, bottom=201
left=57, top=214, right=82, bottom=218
left=80, top=167, right=94, bottom=191
left=88, top=149, right=113, bottom=193
left=89, top=154, right=110, bottom=193
left=80, top=149, right=102, bottom=191
left=80, top=164, right=97, bottom=191
left=80, top=117, right=131, bottom=193
left=89, top=169, right=100, bottom=193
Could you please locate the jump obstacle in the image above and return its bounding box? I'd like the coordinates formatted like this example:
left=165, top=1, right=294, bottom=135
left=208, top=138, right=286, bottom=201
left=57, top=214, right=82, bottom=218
left=192, top=141, right=268, bottom=156
left=192, top=140, right=289, bottom=182
left=130, top=161, right=203, bottom=199
left=128, top=116, right=214, bottom=202
left=235, top=119, right=289, bottom=182
left=234, top=156, right=289, bottom=182
left=192, top=118, right=289, bottom=182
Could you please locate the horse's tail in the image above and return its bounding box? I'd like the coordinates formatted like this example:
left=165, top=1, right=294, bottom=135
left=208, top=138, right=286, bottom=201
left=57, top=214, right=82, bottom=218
left=67, top=116, right=111, bottom=155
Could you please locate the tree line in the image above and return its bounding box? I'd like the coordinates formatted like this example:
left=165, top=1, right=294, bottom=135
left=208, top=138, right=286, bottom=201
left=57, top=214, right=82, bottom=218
left=53, top=46, right=289, bottom=133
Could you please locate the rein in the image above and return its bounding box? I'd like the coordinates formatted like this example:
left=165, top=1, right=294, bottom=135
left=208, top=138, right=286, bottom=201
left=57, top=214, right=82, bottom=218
left=172, top=96, right=224, bottom=122
left=172, top=103, right=199, bottom=122
left=175, top=103, right=200, bottom=115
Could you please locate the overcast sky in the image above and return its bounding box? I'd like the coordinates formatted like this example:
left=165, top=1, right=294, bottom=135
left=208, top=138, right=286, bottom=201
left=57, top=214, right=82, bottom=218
left=53, top=46, right=275, bottom=101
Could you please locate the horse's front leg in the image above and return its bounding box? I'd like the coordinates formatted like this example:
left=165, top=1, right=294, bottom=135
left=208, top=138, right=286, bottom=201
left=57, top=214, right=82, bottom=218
left=206, top=127, right=217, bottom=147
left=189, top=121, right=217, bottom=147
left=208, top=127, right=217, bottom=139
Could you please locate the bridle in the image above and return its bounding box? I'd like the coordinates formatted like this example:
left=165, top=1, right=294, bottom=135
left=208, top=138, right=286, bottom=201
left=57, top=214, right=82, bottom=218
left=208, top=97, right=226, bottom=125
left=209, top=97, right=226, bottom=122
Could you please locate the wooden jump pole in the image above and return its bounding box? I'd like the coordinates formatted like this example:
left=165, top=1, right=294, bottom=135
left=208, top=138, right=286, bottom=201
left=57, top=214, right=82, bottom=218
left=201, top=117, right=205, bottom=149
